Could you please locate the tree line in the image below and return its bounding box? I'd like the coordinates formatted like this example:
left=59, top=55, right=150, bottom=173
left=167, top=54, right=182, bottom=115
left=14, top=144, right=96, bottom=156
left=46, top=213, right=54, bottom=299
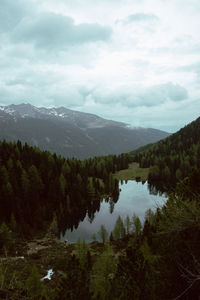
left=133, top=117, right=200, bottom=188
left=3, top=170, right=198, bottom=300
left=0, top=140, right=131, bottom=240
left=1, top=114, right=200, bottom=299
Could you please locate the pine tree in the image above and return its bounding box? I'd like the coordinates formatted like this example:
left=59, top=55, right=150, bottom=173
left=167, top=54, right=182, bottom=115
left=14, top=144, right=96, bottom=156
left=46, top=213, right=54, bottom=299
left=98, top=225, right=108, bottom=244
left=132, top=214, right=142, bottom=237
left=0, top=222, right=12, bottom=253
left=90, top=245, right=116, bottom=300
left=113, top=216, right=125, bottom=240
left=75, top=238, right=89, bottom=268
left=26, top=265, right=46, bottom=299
left=124, top=215, right=131, bottom=235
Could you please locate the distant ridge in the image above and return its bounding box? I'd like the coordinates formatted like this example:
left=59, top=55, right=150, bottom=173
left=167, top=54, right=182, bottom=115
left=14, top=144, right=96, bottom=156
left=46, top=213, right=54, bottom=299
left=0, top=103, right=170, bottom=159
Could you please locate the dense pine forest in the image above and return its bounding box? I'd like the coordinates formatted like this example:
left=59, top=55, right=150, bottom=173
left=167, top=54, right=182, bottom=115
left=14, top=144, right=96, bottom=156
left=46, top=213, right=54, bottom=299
left=133, top=117, right=200, bottom=188
left=0, top=140, right=132, bottom=238
left=0, top=117, right=200, bottom=299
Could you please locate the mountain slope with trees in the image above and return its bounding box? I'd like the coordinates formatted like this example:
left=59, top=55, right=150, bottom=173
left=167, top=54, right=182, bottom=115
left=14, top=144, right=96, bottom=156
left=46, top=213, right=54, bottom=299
left=133, top=116, right=200, bottom=187
left=0, top=140, right=132, bottom=239
left=1, top=116, right=200, bottom=299
left=0, top=103, right=170, bottom=159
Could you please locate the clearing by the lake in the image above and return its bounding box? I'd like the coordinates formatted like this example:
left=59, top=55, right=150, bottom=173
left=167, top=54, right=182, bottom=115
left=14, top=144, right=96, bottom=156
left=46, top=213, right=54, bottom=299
left=114, top=162, right=149, bottom=181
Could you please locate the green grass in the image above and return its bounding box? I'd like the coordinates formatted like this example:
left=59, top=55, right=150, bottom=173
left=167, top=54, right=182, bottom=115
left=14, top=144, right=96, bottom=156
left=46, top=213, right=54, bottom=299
left=113, top=162, right=149, bottom=181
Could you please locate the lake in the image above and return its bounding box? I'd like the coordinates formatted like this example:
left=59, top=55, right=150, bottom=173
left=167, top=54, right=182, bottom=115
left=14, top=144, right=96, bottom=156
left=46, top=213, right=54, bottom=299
left=61, top=180, right=166, bottom=242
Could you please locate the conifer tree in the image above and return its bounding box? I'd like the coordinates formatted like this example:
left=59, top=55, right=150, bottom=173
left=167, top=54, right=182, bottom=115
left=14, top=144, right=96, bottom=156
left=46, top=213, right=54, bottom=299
left=124, top=215, right=131, bottom=235
left=98, top=225, right=108, bottom=244
left=132, top=214, right=142, bottom=237
left=75, top=238, right=89, bottom=268
left=26, top=265, right=46, bottom=299
left=113, top=216, right=125, bottom=240
left=0, top=222, right=12, bottom=253
left=90, top=245, right=116, bottom=300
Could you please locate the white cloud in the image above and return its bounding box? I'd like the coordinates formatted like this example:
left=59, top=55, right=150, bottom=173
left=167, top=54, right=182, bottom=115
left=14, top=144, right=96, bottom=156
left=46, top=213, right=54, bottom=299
left=121, top=13, right=159, bottom=24
left=11, top=13, right=112, bottom=49
left=0, top=0, right=200, bottom=132
left=0, top=0, right=28, bottom=32
left=80, top=82, right=188, bottom=108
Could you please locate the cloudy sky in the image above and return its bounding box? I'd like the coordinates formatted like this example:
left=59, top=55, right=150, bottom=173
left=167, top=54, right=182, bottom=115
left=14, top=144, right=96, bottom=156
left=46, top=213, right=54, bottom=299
left=1, top=0, right=200, bottom=132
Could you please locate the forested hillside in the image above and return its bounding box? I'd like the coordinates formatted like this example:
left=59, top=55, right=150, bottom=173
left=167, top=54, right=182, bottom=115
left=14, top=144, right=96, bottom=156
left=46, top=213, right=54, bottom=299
left=1, top=115, right=200, bottom=299
left=1, top=168, right=200, bottom=299
left=0, top=140, right=131, bottom=238
left=112, top=172, right=200, bottom=299
left=133, top=116, right=200, bottom=187
left=111, top=116, right=200, bottom=299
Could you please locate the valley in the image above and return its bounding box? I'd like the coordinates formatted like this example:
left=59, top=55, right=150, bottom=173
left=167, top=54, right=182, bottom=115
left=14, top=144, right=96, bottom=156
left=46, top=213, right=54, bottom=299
left=0, top=103, right=170, bottom=159
left=0, top=115, right=200, bottom=299
left=1, top=0, right=200, bottom=297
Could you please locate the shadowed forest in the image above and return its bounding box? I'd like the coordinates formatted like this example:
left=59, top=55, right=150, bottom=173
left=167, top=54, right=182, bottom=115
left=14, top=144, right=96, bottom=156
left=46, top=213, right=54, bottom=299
left=0, top=117, right=200, bottom=299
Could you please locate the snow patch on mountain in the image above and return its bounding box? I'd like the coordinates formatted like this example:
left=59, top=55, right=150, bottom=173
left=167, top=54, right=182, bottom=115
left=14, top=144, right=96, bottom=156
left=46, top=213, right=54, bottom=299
left=0, top=103, right=126, bottom=129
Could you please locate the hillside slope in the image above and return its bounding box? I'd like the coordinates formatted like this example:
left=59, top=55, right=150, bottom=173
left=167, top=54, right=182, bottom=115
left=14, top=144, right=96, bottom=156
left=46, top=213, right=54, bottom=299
left=133, top=116, right=200, bottom=185
left=0, top=103, right=170, bottom=159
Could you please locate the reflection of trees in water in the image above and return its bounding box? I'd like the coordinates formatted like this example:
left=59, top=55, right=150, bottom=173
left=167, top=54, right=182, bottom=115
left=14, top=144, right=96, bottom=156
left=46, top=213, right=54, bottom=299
left=58, top=196, right=100, bottom=234
left=148, top=182, right=168, bottom=196
left=58, top=192, right=119, bottom=236
left=58, top=190, right=120, bottom=236
left=109, top=198, right=115, bottom=214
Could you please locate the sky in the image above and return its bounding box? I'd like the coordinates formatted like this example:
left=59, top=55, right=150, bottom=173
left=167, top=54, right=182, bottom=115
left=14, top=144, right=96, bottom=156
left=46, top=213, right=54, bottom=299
left=1, top=0, right=200, bottom=132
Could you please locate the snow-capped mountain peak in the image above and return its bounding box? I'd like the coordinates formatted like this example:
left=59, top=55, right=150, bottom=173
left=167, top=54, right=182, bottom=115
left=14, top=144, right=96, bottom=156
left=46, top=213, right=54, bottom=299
left=0, top=103, right=126, bottom=129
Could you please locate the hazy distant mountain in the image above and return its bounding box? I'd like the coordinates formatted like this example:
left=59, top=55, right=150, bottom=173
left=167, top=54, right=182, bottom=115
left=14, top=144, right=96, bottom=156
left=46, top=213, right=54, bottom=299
left=0, top=103, right=170, bottom=159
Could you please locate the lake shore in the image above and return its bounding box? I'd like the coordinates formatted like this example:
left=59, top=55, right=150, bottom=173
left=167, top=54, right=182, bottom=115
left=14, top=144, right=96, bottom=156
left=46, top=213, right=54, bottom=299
left=113, top=162, right=149, bottom=181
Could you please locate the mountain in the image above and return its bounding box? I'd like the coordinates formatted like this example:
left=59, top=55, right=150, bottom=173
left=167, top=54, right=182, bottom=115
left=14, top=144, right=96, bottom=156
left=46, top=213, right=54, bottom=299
left=133, top=116, right=200, bottom=186
left=0, top=103, right=170, bottom=159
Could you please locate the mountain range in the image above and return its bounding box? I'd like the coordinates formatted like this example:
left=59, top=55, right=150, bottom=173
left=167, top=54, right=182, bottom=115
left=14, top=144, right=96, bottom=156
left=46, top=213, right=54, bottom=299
left=0, top=103, right=170, bottom=159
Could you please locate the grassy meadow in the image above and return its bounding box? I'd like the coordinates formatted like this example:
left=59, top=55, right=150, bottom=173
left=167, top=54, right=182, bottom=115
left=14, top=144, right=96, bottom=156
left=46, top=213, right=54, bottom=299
left=114, top=162, right=149, bottom=181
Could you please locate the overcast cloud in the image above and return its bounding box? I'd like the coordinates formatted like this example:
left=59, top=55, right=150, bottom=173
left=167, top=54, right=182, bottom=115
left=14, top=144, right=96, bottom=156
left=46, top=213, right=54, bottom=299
left=1, top=0, right=200, bottom=132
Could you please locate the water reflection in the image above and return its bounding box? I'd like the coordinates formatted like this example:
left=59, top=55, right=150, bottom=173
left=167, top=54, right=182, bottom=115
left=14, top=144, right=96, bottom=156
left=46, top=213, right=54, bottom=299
left=148, top=182, right=169, bottom=196
left=61, top=181, right=167, bottom=242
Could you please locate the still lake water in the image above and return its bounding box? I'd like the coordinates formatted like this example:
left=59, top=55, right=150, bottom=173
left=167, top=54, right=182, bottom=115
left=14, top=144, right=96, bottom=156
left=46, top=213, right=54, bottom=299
left=62, top=181, right=167, bottom=242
